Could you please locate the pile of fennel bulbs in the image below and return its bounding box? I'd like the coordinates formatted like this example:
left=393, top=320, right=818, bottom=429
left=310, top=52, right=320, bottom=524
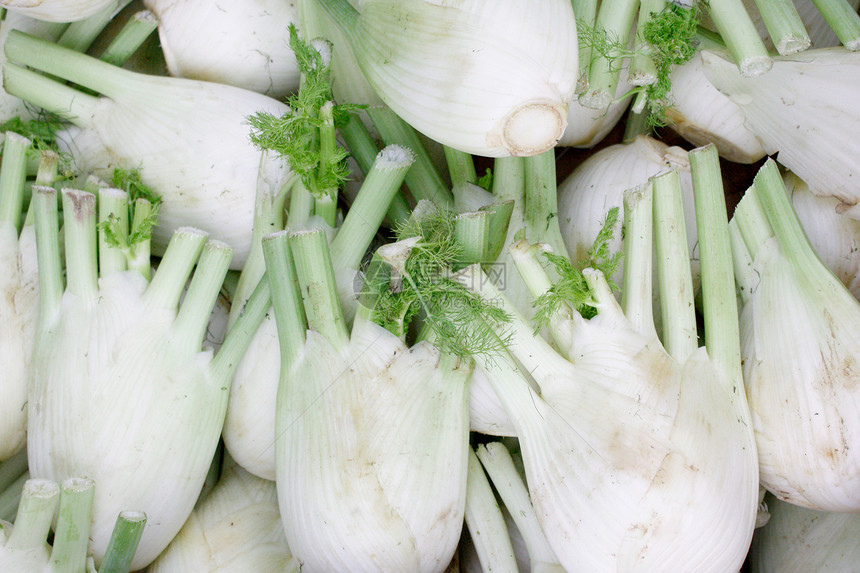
left=4, top=1, right=860, bottom=571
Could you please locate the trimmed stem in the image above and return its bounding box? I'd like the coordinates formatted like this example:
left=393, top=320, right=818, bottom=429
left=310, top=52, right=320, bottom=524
left=444, top=146, right=477, bottom=188
left=621, top=184, right=655, bottom=336
left=210, top=272, right=274, bottom=383
left=463, top=447, right=519, bottom=573
left=366, top=106, right=453, bottom=208
left=0, top=132, right=31, bottom=229
left=689, top=144, right=742, bottom=381
left=330, top=144, right=415, bottom=272
left=226, top=158, right=295, bottom=329
left=143, top=228, right=207, bottom=310
left=652, top=169, right=697, bottom=361
left=6, top=479, right=59, bottom=551
left=99, top=511, right=147, bottom=573
left=174, top=241, right=233, bottom=354
left=573, top=0, right=600, bottom=90
left=33, top=186, right=63, bottom=323
left=752, top=0, right=811, bottom=55
left=580, top=0, right=639, bottom=110
left=262, top=231, right=307, bottom=371
left=629, top=0, right=665, bottom=85
left=128, top=199, right=153, bottom=279
left=483, top=200, right=515, bottom=263
left=706, top=0, right=772, bottom=76
left=287, top=180, right=314, bottom=229
left=338, top=114, right=412, bottom=228
left=454, top=211, right=489, bottom=268
left=49, top=477, right=95, bottom=573
left=508, top=240, right=554, bottom=300
left=523, top=151, right=569, bottom=259
left=1, top=63, right=99, bottom=127
left=491, top=156, right=525, bottom=206
left=315, top=101, right=339, bottom=227
left=290, top=229, right=350, bottom=349
left=98, top=188, right=130, bottom=277
left=57, top=0, right=134, bottom=52
left=61, top=189, right=99, bottom=301
left=35, top=150, right=60, bottom=187
left=475, top=442, right=560, bottom=570
left=809, top=0, right=860, bottom=50
left=99, top=10, right=159, bottom=67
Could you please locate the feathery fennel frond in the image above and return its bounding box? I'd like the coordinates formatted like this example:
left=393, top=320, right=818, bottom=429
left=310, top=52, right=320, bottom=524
left=579, top=4, right=700, bottom=123
left=247, top=24, right=363, bottom=200
left=533, top=206, right=621, bottom=326
left=362, top=208, right=511, bottom=359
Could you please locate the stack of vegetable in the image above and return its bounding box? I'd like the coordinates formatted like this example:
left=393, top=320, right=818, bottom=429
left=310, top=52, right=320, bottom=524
left=0, top=0, right=859, bottom=571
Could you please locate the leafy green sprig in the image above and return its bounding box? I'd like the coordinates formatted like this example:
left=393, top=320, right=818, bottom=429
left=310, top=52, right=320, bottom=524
left=579, top=3, right=700, bottom=123
left=247, top=24, right=364, bottom=207
left=361, top=206, right=511, bottom=360
left=97, top=168, right=160, bottom=255
left=532, top=206, right=622, bottom=328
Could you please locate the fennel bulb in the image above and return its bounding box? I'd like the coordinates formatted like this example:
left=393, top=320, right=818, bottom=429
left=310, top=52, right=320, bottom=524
left=223, top=145, right=413, bottom=480
left=457, top=147, right=759, bottom=572
left=663, top=51, right=767, bottom=164
left=3, top=30, right=293, bottom=269
left=27, top=187, right=269, bottom=569
left=0, top=133, right=38, bottom=462
left=748, top=494, right=860, bottom=573
left=263, top=229, right=472, bottom=572
left=0, top=0, right=121, bottom=22
left=148, top=458, right=299, bottom=573
left=143, top=0, right=301, bottom=99
left=315, top=0, right=579, bottom=157
left=702, top=47, right=860, bottom=218
left=732, top=160, right=860, bottom=512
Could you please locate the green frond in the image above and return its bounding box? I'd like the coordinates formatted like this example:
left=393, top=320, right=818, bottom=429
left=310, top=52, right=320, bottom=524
left=532, top=206, right=622, bottom=328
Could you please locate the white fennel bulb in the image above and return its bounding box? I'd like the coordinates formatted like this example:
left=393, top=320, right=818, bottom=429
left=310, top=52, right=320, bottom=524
left=702, top=47, right=860, bottom=217
left=557, top=135, right=698, bottom=290
left=263, top=229, right=471, bottom=572
left=458, top=146, right=759, bottom=572
left=785, top=170, right=860, bottom=300
left=732, top=160, right=860, bottom=512
left=148, top=459, right=299, bottom=573
left=749, top=494, right=860, bottom=573
left=223, top=146, right=413, bottom=480
left=0, top=0, right=121, bottom=22
left=315, top=0, right=579, bottom=157
left=0, top=133, right=38, bottom=462
left=144, top=0, right=301, bottom=99
left=27, top=187, right=269, bottom=569
left=3, top=30, right=293, bottom=269
left=664, top=51, right=767, bottom=164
